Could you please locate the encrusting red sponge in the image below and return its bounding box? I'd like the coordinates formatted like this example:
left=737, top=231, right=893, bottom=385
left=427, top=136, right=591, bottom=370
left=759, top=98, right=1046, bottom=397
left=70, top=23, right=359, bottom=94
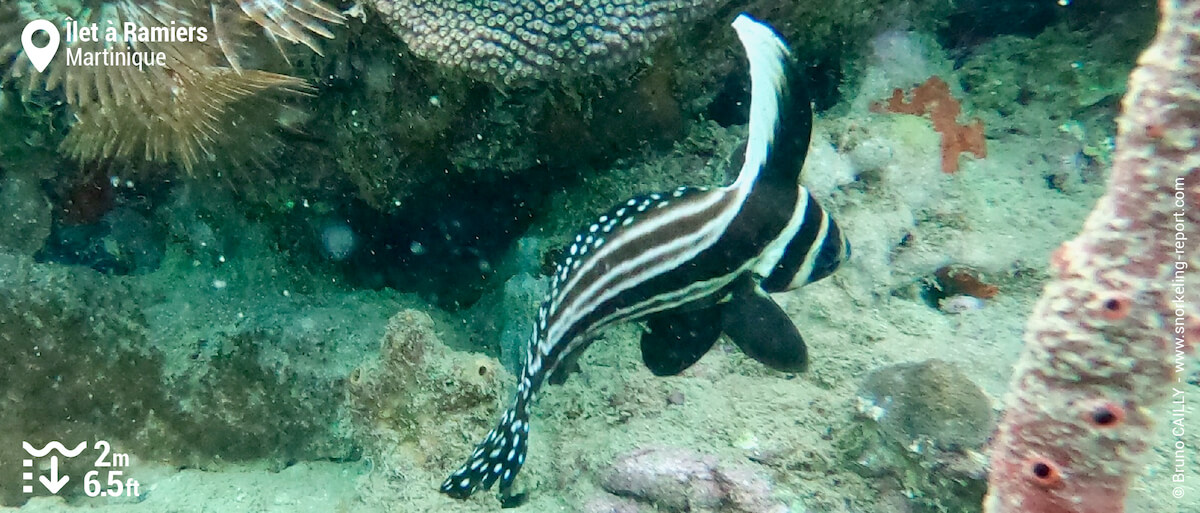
left=873, top=76, right=987, bottom=173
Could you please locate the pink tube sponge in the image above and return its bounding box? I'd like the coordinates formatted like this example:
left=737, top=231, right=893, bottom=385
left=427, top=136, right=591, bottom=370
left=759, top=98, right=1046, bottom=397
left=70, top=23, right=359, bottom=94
left=983, top=1, right=1200, bottom=511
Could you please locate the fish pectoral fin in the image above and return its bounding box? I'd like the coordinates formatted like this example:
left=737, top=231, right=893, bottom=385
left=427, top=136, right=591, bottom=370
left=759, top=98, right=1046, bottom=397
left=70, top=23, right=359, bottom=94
left=547, top=356, right=581, bottom=385
left=721, top=283, right=808, bottom=373
left=548, top=332, right=601, bottom=385
left=640, top=305, right=723, bottom=376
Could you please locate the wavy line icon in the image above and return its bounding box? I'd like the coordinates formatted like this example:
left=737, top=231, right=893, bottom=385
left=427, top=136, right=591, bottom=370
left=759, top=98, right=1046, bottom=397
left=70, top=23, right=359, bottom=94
left=23, top=441, right=88, bottom=458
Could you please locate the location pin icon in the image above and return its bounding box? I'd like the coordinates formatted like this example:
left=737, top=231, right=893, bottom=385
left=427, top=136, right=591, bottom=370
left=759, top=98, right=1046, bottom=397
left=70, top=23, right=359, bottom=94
left=22, top=19, right=60, bottom=73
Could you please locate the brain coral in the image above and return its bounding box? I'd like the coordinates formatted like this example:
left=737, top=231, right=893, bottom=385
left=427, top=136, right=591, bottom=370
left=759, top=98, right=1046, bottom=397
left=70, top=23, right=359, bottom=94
left=368, top=0, right=731, bottom=84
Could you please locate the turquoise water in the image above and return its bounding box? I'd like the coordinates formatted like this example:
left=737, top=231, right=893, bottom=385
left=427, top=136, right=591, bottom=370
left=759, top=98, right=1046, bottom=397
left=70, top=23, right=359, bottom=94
left=1, top=1, right=1193, bottom=512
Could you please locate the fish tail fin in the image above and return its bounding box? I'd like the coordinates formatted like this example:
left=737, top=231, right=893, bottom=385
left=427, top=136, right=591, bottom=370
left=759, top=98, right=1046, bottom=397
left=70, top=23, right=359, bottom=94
left=440, top=405, right=530, bottom=499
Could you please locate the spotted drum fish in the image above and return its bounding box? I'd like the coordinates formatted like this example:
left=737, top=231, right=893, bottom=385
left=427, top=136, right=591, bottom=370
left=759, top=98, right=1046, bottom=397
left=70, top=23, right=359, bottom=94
left=441, top=13, right=850, bottom=500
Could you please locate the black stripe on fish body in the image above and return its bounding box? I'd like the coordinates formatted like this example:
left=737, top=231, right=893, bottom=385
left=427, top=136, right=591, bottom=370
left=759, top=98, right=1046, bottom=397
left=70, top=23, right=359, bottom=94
left=760, top=190, right=825, bottom=292
left=543, top=186, right=724, bottom=340
left=440, top=14, right=827, bottom=501
left=759, top=189, right=850, bottom=292
left=543, top=188, right=782, bottom=376
left=807, top=212, right=848, bottom=284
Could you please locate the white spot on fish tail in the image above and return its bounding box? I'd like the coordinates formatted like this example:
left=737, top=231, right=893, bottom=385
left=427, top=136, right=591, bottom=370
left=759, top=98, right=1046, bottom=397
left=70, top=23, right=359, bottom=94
left=508, top=448, right=517, bottom=461
left=626, top=198, right=638, bottom=206
left=595, top=238, right=605, bottom=248
left=589, top=224, right=598, bottom=233
left=518, top=453, right=526, bottom=464
left=493, top=463, right=503, bottom=474
left=599, top=215, right=608, bottom=223
left=503, top=469, right=512, bottom=481
left=473, top=447, right=485, bottom=458
left=622, top=217, right=634, bottom=226
left=616, top=207, right=626, bottom=217
left=471, top=459, right=484, bottom=470
left=650, top=193, right=661, bottom=200
left=570, top=244, right=578, bottom=255
left=572, top=260, right=581, bottom=270
left=490, top=446, right=503, bottom=458
left=673, top=188, right=685, bottom=197
left=460, top=480, right=470, bottom=488
left=657, top=201, right=669, bottom=208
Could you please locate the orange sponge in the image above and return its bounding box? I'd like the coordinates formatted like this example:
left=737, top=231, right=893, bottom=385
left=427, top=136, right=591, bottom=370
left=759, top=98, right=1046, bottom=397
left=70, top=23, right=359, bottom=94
left=874, top=76, right=987, bottom=173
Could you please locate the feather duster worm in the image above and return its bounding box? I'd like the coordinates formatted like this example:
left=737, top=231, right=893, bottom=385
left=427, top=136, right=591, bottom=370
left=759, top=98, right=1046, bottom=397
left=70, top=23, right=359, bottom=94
left=0, top=0, right=342, bottom=173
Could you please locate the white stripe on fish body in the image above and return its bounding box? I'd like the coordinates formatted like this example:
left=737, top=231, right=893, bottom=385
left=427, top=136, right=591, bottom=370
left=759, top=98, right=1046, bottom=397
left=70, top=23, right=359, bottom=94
left=547, top=186, right=732, bottom=320
left=751, top=187, right=815, bottom=279
left=537, top=191, right=724, bottom=361
left=556, top=256, right=762, bottom=362
left=545, top=187, right=747, bottom=354
left=784, top=201, right=833, bottom=290
left=731, top=14, right=791, bottom=190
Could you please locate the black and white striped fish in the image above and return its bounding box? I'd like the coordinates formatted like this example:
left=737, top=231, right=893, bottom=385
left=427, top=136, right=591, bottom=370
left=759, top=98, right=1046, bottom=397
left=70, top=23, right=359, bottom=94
left=440, top=13, right=850, bottom=501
